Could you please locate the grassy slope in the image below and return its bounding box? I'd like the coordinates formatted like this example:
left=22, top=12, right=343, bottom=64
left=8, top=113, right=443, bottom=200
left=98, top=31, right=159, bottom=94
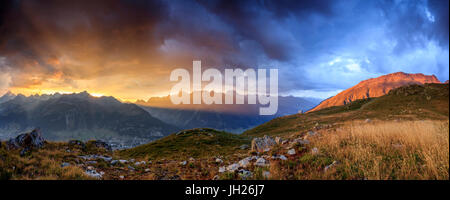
left=243, top=83, right=449, bottom=137
left=119, top=128, right=250, bottom=160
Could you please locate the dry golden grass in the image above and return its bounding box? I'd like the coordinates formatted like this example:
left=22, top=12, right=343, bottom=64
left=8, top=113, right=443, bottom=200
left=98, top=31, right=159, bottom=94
left=307, top=120, right=449, bottom=180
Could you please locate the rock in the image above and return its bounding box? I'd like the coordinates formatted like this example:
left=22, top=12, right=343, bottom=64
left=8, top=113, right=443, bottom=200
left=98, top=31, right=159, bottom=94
left=119, top=160, right=128, bottom=164
left=215, top=158, right=223, bottom=163
left=255, top=158, right=269, bottom=167
left=6, top=129, right=45, bottom=153
left=278, top=155, right=287, bottom=161
left=219, top=166, right=226, bottom=173
left=365, top=118, right=371, bottom=123
left=99, top=155, right=112, bottom=162
left=87, top=166, right=94, bottom=170
left=287, top=149, right=296, bottom=155
left=251, top=135, right=276, bottom=152
left=311, top=147, right=319, bottom=155
left=239, top=158, right=250, bottom=168
left=238, top=169, right=253, bottom=180
left=86, top=161, right=97, bottom=165
left=130, top=159, right=135, bottom=163
left=189, top=157, right=195, bottom=162
left=263, top=148, right=271, bottom=152
left=180, top=161, right=187, bottom=166
left=262, top=171, right=271, bottom=179
left=68, top=140, right=86, bottom=149
left=61, top=162, right=70, bottom=168
left=145, top=168, right=151, bottom=172
left=324, top=161, right=339, bottom=172
left=307, top=131, right=318, bottom=136
left=119, top=175, right=125, bottom=179
left=111, top=160, right=119, bottom=165
left=127, top=166, right=135, bottom=171
left=290, top=138, right=310, bottom=147
left=226, top=163, right=240, bottom=172
left=89, top=140, right=112, bottom=151
left=213, top=175, right=220, bottom=180
left=85, top=169, right=102, bottom=179
left=239, top=144, right=249, bottom=150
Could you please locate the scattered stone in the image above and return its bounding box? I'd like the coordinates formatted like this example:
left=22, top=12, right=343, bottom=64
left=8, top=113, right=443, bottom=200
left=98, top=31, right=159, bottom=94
left=365, top=118, right=371, bottom=123
left=238, top=169, right=253, bottom=180
left=255, top=158, right=269, bottom=167
left=251, top=135, right=276, bottom=152
left=130, top=159, right=135, bottom=163
left=61, top=162, right=70, bottom=168
left=219, top=166, right=226, bottom=173
left=226, top=163, right=240, bottom=172
left=111, top=160, right=119, bottom=165
left=239, top=144, right=249, bottom=150
left=213, top=175, right=220, bottom=180
left=189, top=157, right=195, bottom=162
left=307, top=131, right=318, bottom=136
left=87, top=166, right=94, bottom=170
left=262, top=171, right=271, bottom=179
left=290, top=138, right=310, bottom=147
left=239, top=158, right=250, bottom=168
left=86, top=161, right=97, bottom=165
left=263, top=148, right=271, bottom=152
left=324, top=161, right=339, bottom=172
left=278, top=155, right=287, bottom=161
left=127, top=166, right=135, bottom=171
left=215, top=158, right=223, bottom=163
left=287, top=149, right=296, bottom=155
left=180, top=161, right=187, bottom=166
left=119, top=175, right=125, bottom=179
left=85, top=169, right=102, bottom=179
left=311, top=147, right=319, bottom=155
left=89, top=140, right=112, bottom=151
left=119, top=160, right=128, bottom=164
left=144, top=168, right=151, bottom=172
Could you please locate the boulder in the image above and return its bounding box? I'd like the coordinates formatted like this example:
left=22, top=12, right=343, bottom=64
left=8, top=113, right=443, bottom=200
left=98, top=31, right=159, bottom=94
left=238, top=158, right=250, bottom=168
left=6, top=129, right=46, bottom=155
left=251, top=135, right=276, bottom=152
left=89, top=140, right=112, bottom=151
left=255, top=158, right=269, bottom=167
left=239, top=144, right=249, bottom=150
left=226, top=163, right=240, bottom=172
left=287, top=149, right=296, bottom=155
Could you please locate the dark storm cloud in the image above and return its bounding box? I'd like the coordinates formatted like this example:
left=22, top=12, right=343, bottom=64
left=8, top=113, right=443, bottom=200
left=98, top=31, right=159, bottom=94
left=0, top=0, right=448, bottom=98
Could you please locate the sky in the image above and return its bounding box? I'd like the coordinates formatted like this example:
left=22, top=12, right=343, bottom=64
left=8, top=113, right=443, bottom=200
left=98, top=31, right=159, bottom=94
left=0, top=0, right=448, bottom=101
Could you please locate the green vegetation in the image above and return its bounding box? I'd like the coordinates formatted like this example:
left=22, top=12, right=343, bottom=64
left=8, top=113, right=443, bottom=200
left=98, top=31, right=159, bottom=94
left=119, top=128, right=251, bottom=160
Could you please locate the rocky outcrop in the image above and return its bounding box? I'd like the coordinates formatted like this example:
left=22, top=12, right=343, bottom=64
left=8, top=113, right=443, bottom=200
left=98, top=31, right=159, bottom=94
left=251, top=135, right=276, bottom=152
left=309, top=72, right=441, bottom=112
left=6, top=129, right=46, bottom=155
left=87, top=140, right=112, bottom=151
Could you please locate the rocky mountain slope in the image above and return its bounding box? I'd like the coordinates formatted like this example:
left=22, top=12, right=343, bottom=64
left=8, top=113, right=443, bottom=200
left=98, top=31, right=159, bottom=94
left=308, top=72, right=441, bottom=112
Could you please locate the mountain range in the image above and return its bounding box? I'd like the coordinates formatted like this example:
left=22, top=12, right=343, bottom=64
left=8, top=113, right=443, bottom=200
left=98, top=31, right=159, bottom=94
left=0, top=91, right=179, bottom=147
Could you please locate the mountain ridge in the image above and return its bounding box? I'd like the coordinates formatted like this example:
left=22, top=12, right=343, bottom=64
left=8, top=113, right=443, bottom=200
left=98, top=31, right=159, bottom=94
left=308, top=72, right=441, bottom=112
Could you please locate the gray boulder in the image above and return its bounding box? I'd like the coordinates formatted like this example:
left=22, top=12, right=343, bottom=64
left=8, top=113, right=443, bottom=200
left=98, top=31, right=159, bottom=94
left=251, top=135, right=276, bottom=152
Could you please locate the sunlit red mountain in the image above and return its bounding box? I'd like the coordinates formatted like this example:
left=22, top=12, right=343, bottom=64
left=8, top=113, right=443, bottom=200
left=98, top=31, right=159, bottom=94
left=308, top=72, right=442, bottom=112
